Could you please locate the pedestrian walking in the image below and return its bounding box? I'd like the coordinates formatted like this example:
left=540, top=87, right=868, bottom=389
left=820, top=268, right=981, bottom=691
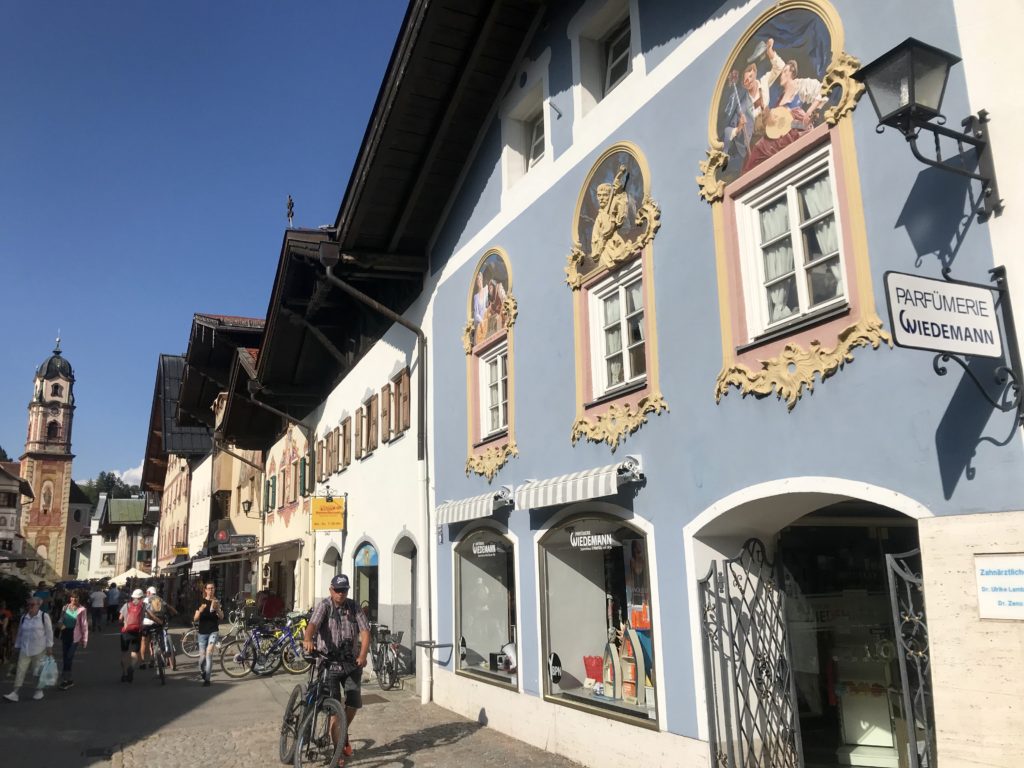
left=119, top=588, right=146, bottom=683
left=105, top=583, right=121, bottom=626
left=57, top=592, right=88, bottom=690
left=3, top=597, right=54, bottom=702
left=88, top=586, right=106, bottom=631
left=193, top=583, right=223, bottom=686
left=303, top=574, right=371, bottom=766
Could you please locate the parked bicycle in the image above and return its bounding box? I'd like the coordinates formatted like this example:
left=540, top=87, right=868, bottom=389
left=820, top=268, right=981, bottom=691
left=253, top=612, right=310, bottom=676
left=369, top=623, right=403, bottom=691
left=279, top=648, right=351, bottom=767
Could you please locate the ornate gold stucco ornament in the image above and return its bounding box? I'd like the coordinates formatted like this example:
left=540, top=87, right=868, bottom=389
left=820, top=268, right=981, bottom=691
left=571, top=392, right=669, bottom=449
left=461, top=320, right=475, bottom=354
left=565, top=168, right=661, bottom=290
left=465, top=440, right=519, bottom=481
left=821, top=51, right=865, bottom=125
left=696, top=138, right=728, bottom=204
left=715, top=315, right=892, bottom=410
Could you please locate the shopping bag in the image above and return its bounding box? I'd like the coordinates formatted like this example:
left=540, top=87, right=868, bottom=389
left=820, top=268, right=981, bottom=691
left=37, top=656, right=59, bottom=688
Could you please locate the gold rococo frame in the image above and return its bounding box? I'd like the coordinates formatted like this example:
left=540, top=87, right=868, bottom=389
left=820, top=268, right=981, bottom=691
left=697, top=0, right=890, bottom=410
left=464, top=247, right=519, bottom=481
left=568, top=141, right=668, bottom=449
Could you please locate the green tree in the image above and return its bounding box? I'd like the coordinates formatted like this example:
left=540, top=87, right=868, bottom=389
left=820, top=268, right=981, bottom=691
left=0, top=445, right=11, bottom=462
left=78, top=471, right=142, bottom=506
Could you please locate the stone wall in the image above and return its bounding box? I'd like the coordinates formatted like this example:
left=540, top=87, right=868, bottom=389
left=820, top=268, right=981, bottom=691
left=920, top=511, right=1024, bottom=767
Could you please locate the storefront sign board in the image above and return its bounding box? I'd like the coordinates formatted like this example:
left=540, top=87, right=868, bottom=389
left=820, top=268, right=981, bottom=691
left=884, top=271, right=1002, bottom=358
left=974, top=553, right=1024, bottom=620
left=231, top=535, right=257, bottom=547
left=172, top=546, right=189, bottom=556
left=312, top=497, right=346, bottom=531
left=569, top=529, right=617, bottom=551
left=471, top=541, right=499, bottom=558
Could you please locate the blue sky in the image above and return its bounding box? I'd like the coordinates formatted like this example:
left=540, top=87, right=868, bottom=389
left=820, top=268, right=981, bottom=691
left=0, top=1, right=407, bottom=484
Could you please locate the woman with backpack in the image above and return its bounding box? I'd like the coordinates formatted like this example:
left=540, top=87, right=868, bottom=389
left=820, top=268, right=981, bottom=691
left=3, top=597, right=54, bottom=702
left=56, top=592, right=88, bottom=690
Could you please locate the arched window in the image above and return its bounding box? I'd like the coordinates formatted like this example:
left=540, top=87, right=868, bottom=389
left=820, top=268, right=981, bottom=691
left=353, top=543, right=379, bottom=622
left=539, top=513, right=656, bottom=722
left=463, top=248, right=518, bottom=480
left=566, top=143, right=666, bottom=449
left=51, top=384, right=63, bottom=397
left=47, top=421, right=60, bottom=440
left=455, top=528, right=517, bottom=688
left=697, top=0, right=889, bottom=410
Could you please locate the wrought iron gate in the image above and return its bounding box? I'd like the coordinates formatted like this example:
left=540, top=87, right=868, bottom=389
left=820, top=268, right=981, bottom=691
left=886, top=548, right=937, bottom=768
left=698, top=539, right=802, bottom=768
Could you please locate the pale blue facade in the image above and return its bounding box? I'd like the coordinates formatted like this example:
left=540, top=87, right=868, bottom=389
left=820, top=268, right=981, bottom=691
left=427, top=0, right=1023, bottom=749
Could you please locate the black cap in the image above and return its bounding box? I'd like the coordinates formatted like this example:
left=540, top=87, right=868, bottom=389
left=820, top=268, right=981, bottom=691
left=330, top=574, right=350, bottom=591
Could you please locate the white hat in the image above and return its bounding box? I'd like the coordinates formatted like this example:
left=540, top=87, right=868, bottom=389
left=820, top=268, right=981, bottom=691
left=131, top=588, right=144, bottom=599
left=146, top=586, right=157, bottom=594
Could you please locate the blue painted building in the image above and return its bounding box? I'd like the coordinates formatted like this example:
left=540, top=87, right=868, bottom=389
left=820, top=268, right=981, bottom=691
left=416, top=1, right=1024, bottom=766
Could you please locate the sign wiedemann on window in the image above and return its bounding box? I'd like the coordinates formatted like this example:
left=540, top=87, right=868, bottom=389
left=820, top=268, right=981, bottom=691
left=312, top=497, right=346, bottom=531
left=884, top=271, right=1002, bottom=358
left=569, top=529, right=617, bottom=551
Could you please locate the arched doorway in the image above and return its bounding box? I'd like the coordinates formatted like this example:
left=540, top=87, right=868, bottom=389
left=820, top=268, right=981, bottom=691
left=689, top=487, right=936, bottom=768
left=353, top=542, right=379, bottom=623
left=392, top=536, right=417, bottom=674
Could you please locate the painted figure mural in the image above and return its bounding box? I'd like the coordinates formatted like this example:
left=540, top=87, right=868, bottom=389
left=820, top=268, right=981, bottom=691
left=716, top=8, right=834, bottom=184
left=470, top=252, right=511, bottom=346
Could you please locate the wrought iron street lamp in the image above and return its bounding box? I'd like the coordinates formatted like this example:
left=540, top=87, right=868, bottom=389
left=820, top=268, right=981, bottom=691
left=241, top=499, right=256, bottom=518
left=854, top=37, right=1003, bottom=221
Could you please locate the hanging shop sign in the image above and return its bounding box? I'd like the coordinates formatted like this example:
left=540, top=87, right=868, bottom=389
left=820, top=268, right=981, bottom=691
left=172, top=546, right=189, bottom=556
left=974, top=553, right=1024, bottom=620
left=884, top=271, right=1002, bottom=358
left=231, top=535, right=258, bottom=548
left=312, top=497, right=347, bottom=532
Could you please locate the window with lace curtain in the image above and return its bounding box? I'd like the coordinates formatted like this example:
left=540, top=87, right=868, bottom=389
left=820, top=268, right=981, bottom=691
left=735, top=144, right=845, bottom=338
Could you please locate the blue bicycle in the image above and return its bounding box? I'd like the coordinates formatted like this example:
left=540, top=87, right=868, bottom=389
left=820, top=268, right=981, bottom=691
left=219, top=613, right=307, bottom=678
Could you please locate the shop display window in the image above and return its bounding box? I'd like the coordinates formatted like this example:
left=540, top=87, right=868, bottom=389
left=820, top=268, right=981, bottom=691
left=455, top=528, right=517, bottom=688
left=540, top=515, right=656, bottom=722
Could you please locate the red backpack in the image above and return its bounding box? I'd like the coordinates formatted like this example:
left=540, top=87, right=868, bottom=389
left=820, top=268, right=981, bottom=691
left=122, top=601, right=144, bottom=633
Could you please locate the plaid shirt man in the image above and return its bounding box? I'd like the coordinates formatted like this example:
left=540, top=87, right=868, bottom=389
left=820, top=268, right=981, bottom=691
left=308, top=594, right=370, bottom=657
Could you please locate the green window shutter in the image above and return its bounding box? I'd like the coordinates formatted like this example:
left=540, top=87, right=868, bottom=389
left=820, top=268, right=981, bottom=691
left=300, top=457, right=307, bottom=497
left=270, top=476, right=277, bottom=509
left=263, top=480, right=269, bottom=510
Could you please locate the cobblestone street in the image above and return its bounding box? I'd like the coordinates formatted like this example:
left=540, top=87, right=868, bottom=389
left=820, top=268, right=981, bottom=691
left=0, top=626, right=581, bottom=768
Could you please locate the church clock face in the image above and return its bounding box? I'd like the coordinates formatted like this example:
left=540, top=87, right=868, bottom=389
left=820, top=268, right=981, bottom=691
left=48, top=404, right=59, bottom=415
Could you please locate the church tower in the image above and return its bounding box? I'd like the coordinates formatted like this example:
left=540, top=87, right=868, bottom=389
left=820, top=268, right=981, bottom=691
left=20, top=337, right=76, bottom=578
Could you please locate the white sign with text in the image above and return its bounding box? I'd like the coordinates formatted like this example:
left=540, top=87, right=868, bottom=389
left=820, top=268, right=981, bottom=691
left=974, top=553, right=1024, bottom=620
left=885, top=271, right=1002, bottom=358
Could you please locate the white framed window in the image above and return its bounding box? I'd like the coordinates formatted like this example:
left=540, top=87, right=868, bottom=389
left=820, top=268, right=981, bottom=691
left=736, top=145, right=846, bottom=337
left=501, top=75, right=548, bottom=191
left=589, top=261, right=646, bottom=397
left=479, top=342, right=509, bottom=437
left=527, top=110, right=545, bottom=168
left=603, top=18, right=631, bottom=96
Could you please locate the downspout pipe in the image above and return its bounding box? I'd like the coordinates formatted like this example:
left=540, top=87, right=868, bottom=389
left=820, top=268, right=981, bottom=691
left=318, top=257, right=434, bottom=704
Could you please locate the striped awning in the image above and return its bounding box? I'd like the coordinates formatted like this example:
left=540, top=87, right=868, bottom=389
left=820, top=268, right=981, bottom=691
left=437, top=485, right=513, bottom=525
left=514, top=455, right=643, bottom=510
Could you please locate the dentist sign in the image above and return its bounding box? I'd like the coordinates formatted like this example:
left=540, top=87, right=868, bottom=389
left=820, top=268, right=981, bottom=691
left=884, top=271, right=1002, bottom=358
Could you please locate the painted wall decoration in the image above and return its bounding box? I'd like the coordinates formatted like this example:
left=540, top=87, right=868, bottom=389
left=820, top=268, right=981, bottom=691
left=567, top=142, right=667, bottom=449
left=566, top=149, right=660, bottom=290
left=464, top=248, right=519, bottom=481
left=715, top=9, right=835, bottom=185
left=698, top=0, right=888, bottom=411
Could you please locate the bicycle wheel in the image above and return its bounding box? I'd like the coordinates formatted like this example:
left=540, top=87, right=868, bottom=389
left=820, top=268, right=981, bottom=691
left=253, top=635, right=283, bottom=677
left=374, top=650, right=387, bottom=689
left=180, top=629, right=200, bottom=658
left=293, top=697, right=345, bottom=768
left=156, top=643, right=165, bottom=685
left=219, top=638, right=257, bottom=678
left=281, top=643, right=311, bottom=675
left=279, top=684, right=304, bottom=764
left=381, top=656, right=397, bottom=691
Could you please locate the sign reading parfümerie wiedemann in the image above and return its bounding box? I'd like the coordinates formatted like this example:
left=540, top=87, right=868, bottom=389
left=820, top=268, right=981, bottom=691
left=884, top=271, right=1002, bottom=358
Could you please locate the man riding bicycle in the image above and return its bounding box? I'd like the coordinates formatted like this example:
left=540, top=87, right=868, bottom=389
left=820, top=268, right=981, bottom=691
left=302, top=574, right=370, bottom=767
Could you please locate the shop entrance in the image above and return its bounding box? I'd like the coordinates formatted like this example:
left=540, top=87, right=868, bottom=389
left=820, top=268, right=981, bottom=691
left=354, top=542, right=379, bottom=623
left=697, top=502, right=936, bottom=768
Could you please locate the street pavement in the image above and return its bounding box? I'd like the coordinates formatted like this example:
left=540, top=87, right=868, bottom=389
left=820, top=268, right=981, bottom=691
left=0, top=622, right=582, bottom=768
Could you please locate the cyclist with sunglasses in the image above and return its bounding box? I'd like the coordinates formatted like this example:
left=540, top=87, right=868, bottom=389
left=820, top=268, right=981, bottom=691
left=303, top=574, right=370, bottom=766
